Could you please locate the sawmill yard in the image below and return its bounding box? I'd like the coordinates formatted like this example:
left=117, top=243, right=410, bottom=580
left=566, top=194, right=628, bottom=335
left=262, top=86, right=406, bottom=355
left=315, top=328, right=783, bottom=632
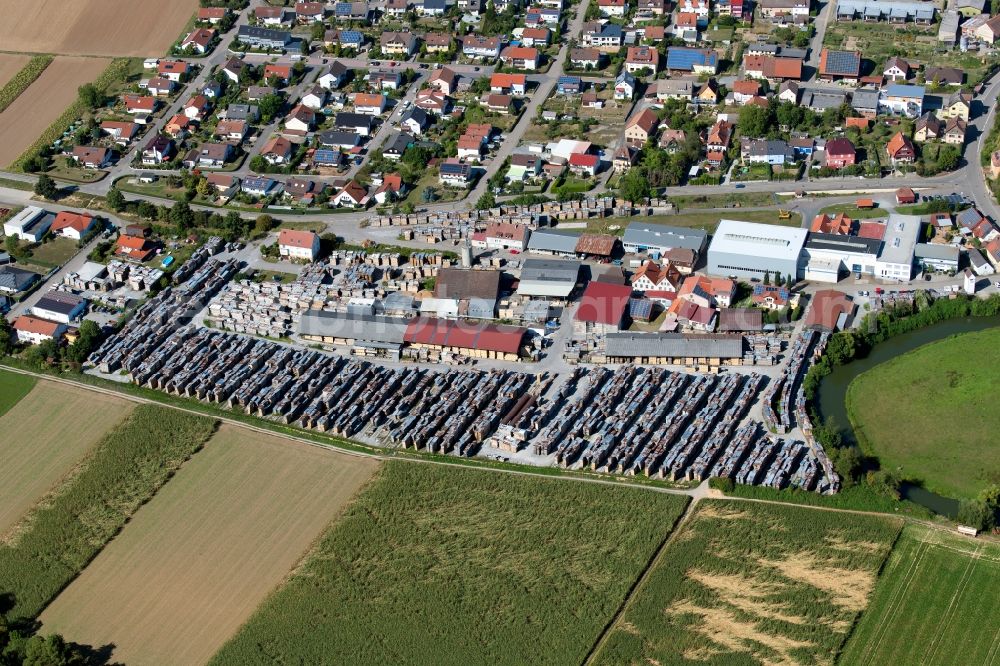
left=0, top=376, right=132, bottom=534
left=0, top=0, right=197, bottom=57
left=40, top=426, right=380, bottom=666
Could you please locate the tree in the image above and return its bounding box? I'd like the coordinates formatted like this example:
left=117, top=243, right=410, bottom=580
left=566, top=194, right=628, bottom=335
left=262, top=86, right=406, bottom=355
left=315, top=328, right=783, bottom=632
left=78, top=82, right=104, bottom=110
left=64, top=320, right=101, bottom=365
left=254, top=214, right=276, bottom=234
left=106, top=186, right=126, bottom=212
left=0, top=316, right=14, bottom=356
left=170, top=201, right=194, bottom=232
left=258, top=94, right=283, bottom=122
left=738, top=104, right=773, bottom=138
left=249, top=154, right=268, bottom=173
left=825, top=331, right=857, bottom=365
left=34, top=174, right=58, bottom=199
left=957, top=499, right=994, bottom=531
left=618, top=168, right=652, bottom=203
left=222, top=211, right=246, bottom=240
left=310, top=20, right=326, bottom=41
left=421, top=186, right=436, bottom=203
left=763, top=270, right=770, bottom=285
left=195, top=177, right=211, bottom=198
left=476, top=191, right=496, bottom=210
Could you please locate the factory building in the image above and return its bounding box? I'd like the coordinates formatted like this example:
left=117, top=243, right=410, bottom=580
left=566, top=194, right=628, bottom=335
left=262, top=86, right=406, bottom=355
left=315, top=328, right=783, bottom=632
left=875, top=214, right=922, bottom=281
left=801, top=232, right=881, bottom=282
left=707, top=219, right=808, bottom=280
left=515, top=258, right=581, bottom=298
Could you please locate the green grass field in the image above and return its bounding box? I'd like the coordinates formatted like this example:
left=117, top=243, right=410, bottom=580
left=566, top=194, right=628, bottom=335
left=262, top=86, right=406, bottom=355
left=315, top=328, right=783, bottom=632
left=210, top=463, right=689, bottom=665
left=840, top=525, right=1000, bottom=666
left=0, top=370, right=35, bottom=417
left=0, top=405, right=216, bottom=619
left=819, top=203, right=889, bottom=219
left=847, top=328, right=1000, bottom=498
left=592, top=500, right=902, bottom=666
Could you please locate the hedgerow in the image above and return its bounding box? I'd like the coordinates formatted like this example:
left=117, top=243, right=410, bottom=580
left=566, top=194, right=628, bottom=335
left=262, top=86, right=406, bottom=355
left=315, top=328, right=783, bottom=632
left=0, top=56, right=52, bottom=114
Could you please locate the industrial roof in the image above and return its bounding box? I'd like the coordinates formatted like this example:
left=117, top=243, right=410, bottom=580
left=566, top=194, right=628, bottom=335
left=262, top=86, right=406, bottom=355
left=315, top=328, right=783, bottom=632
left=623, top=222, right=707, bottom=252
left=34, top=291, right=85, bottom=316
left=805, top=232, right=881, bottom=255
left=435, top=268, right=501, bottom=301
left=709, top=219, right=808, bottom=262
left=575, top=281, right=633, bottom=325
left=604, top=332, right=744, bottom=358
left=718, top=308, right=764, bottom=332
left=804, top=290, right=854, bottom=332
left=878, top=214, right=922, bottom=266
left=519, top=258, right=581, bottom=283
left=914, top=243, right=959, bottom=261
left=298, top=310, right=409, bottom=345
left=403, top=316, right=526, bottom=354
left=527, top=229, right=581, bottom=254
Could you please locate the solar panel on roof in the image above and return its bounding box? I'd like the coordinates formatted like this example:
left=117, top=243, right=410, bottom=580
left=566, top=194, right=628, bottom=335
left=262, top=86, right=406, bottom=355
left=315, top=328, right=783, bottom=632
left=629, top=298, right=653, bottom=320
left=825, top=50, right=859, bottom=75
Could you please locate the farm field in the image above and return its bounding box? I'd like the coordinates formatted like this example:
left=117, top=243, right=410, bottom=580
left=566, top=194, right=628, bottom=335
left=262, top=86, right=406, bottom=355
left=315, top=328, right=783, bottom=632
left=0, top=56, right=109, bottom=167
left=41, top=426, right=379, bottom=666
left=591, top=500, right=903, bottom=665
left=0, top=0, right=197, bottom=57
left=210, top=463, right=689, bottom=665
left=840, top=525, right=1000, bottom=666
left=0, top=379, right=132, bottom=534
left=847, top=328, right=1000, bottom=498
left=0, top=54, right=32, bottom=89
left=0, top=405, right=216, bottom=619
left=0, top=368, right=34, bottom=417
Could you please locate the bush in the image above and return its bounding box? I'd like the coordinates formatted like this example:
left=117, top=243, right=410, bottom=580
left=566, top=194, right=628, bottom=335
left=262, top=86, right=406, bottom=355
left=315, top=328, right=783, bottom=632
left=708, top=476, right=734, bottom=493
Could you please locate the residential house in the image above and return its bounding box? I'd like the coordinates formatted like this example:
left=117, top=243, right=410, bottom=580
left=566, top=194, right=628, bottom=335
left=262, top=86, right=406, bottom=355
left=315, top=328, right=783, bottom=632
left=295, top=1, right=326, bottom=22
left=214, top=119, right=248, bottom=142
left=614, top=71, right=636, bottom=100
left=625, top=108, right=658, bottom=145
left=778, top=80, right=799, bottom=104
left=71, top=146, right=111, bottom=169
left=741, top=138, right=794, bottom=165
left=631, top=261, right=681, bottom=293
left=886, top=131, right=916, bottom=165
left=372, top=173, right=405, bottom=204
left=261, top=136, right=294, bottom=164
left=851, top=89, right=880, bottom=118
left=13, top=316, right=66, bottom=345
left=462, top=35, right=501, bottom=58
left=197, top=142, right=234, bottom=168
left=705, top=120, right=732, bottom=152
left=333, top=180, right=369, bottom=207
left=385, top=0, right=409, bottom=16
left=521, top=27, right=551, bottom=47
left=556, top=76, right=582, bottom=95
left=937, top=90, right=972, bottom=121
left=490, top=73, right=526, bottom=95
left=656, top=78, right=694, bottom=101
left=818, top=49, right=861, bottom=83
left=284, top=104, right=315, bottom=132
left=751, top=284, right=797, bottom=310
left=278, top=229, right=321, bottom=261
left=319, top=61, right=350, bottom=90
left=197, top=7, right=229, bottom=23
left=439, top=159, right=473, bottom=187
left=183, top=95, right=211, bottom=121
left=157, top=60, right=190, bottom=82
left=124, top=94, right=157, bottom=115
left=824, top=137, right=856, bottom=168
left=424, top=32, right=453, bottom=53
left=242, top=176, right=283, bottom=197
left=500, top=46, right=540, bottom=70
left=254, top=6, right=290, bottom=25
left=597, top=0, right=627, bottom=15
left=568, top=153, right=599, bottom=177
left=943, top=118, right=966, bottom=145
left=914, top=112, right=942, bottom=142
left=414, top=89, right=450, bottom=114
left=100, top=121, right=139, bottom=145
left=147, top=76, right=176, bottom=96
left=221, top=57, right=247, bottom=83
left=878, top=83, right=924, bottom=117
left=731, top=79, right=760, bottom=104
left=659, top=129, right=687, bottom=152
left=400, top=107, right=429, bottom=135
left=507, top=153, right=543, bottom=181
left=419, top=0, right=448, bottom=15
left=141, top=136, right=173, bottom=165
left=354, top=93, right=387, bottom=115
left=580, top=22, right=623, bottom=51
left=883, top=56, right=911, bottom=81
left=51, top=211, right=97, bottom=240
left=238, top=25, right=292, bottom=49
left=665, top=47, right=717, bottom=74
left=612, top=145, right=637, bottom=172
left=380, top=31, right=418, bottom=56
left=427, top=67, right=458, bottom=95
left=335, top=111, right=375, bottom=135
left=924, top=66, right=964, bottom=86
left=263, top=63, right=292, bottom=85
left=625, top=46, right=660, bottom=73
left=181, top=28, right=216, bottom=54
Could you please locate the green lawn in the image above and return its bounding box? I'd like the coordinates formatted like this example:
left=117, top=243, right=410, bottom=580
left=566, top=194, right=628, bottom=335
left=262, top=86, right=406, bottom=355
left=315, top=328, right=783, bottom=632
left=840, top=524, right=1000, bottom=666
left=670, top=192, right=777, bottom=210
left=28, top=236, right=80, bottom=267
left=0, top=370, right=35, bottom=418
left=592, top=500, right=902, bottom=666
left=819, top=203, right=889, bottom=219
left=210, top=462, right=689, bottom=665
left=846, top=328, right=1000, bottom=498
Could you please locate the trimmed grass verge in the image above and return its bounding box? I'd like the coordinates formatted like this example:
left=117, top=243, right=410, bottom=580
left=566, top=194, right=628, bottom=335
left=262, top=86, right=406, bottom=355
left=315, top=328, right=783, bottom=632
left=0, top=404, right=217, bottom=619
left=210, top=462, right=689, bottom=665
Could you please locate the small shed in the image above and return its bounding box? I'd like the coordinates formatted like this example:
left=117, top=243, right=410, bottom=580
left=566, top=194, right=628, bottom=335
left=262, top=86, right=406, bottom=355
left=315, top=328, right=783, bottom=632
left=895, top=187, right=916, bottom=205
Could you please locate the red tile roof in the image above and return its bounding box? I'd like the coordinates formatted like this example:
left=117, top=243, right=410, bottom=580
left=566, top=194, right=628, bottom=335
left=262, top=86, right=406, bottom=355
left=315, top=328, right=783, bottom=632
left=575, top=281, right=632, bottom=325
left=278, top=229, right=319, bottom=249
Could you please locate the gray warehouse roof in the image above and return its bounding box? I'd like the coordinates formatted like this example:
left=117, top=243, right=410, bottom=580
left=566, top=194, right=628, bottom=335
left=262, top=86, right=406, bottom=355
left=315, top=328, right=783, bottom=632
left=914, top=243, right=959, bottom=261
left=710, top=219, right=808, bottom=262
left=879, top=214, right=922, bottom=266
left=623, top=222, right=707, bottom=252
left=526, top=229, right=580, bottom=254
left=520, top=258, right=582, bottom=283
left=298, top=310, right=409, bottom=345
left=605, top=332, right=745, bottom=358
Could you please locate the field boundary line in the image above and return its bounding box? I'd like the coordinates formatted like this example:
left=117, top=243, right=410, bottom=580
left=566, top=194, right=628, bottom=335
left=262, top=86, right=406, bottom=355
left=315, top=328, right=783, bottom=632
left=859, top=529, right=932, bottom=666
left=924, top=544, right=981, bottom=665
left=984, top=619, right=1000, bottom=666
left=580, top=496, right=698, bottom=665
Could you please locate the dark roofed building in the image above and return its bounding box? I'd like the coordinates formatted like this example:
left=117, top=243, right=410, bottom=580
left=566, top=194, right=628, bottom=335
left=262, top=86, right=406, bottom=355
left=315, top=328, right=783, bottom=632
left=434, top=268, right=501, bottom=301
left=718, top=308, right=764, bottom=332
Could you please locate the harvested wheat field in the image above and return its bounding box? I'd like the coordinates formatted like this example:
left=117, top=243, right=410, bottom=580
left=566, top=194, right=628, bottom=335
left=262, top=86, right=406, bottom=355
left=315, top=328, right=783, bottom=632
left=41, top=426, right=380, bottom=666
left=0, top=56, right=109, bottom=167
left=0, top=0, right=197, bottom=57
left=0, top=54, right=32, bottom=89
left=0, top=380, right=132, bottom=535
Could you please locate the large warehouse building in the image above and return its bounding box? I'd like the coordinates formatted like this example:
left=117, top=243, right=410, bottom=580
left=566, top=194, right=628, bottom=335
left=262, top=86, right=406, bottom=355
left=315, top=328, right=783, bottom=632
left=802, top=232, right=881, bottom=282
left=622, top=222, right=708, bottom=259
left=516, top=258, right=581, bottom=298
left=875, top=214, right=922, bottom=281
left=707, top=220, right=808, bottom=280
